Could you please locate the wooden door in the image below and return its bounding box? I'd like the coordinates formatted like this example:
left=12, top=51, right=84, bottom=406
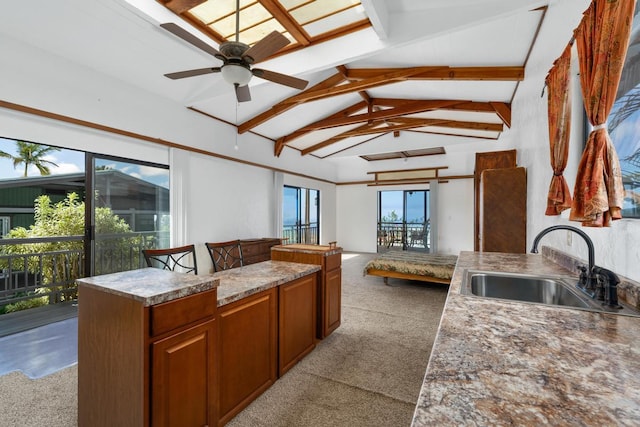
left=151, top=320, right=216, bottom=427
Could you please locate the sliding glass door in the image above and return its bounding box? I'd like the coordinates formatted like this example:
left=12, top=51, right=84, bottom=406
left=283, top=185, right=319, bottom=244
left=87, top=154, right=170, bottom=276
left=378, top=190, right=429, bottom=252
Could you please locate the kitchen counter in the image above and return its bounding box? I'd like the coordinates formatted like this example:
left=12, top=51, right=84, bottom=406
left=270, top=243, right=342, bottom=256
left=212, top=260, right=321, bottom=307
left=412, top=251, right=640, bottom=426
left=76, top=267, right=219, bottom=306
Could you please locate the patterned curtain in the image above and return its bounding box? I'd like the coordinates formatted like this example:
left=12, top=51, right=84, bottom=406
left=545, top=43, right=573, bottom=215
left=569, top=0, right=636, bottom=227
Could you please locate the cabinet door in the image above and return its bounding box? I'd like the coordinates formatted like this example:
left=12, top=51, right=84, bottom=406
left=151, top=320, right=216, bottom=427
left=324, top=268, right=342, bottom=337
left=218, top=289, right=277, bottom=425
left=279, top=274, right=317, bottom=376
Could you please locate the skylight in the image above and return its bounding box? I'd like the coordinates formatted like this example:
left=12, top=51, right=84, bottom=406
left=159, top=0, right=370, bottom=50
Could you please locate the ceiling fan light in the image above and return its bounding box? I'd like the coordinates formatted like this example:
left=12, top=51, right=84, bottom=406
left=221, top=64, right=252, bottom=86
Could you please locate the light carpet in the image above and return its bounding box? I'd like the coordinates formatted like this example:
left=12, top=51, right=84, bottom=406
left=0, top=252, right=448, bottom=427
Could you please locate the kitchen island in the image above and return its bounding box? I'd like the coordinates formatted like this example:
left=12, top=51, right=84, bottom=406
left=412, top=251, right=640, bottom=426
left=77, top=260, right=320, bottom=427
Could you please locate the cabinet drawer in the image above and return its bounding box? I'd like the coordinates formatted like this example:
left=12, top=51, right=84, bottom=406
left=325, top=253, right=341, bottom=271
left=239, top=241, right=261, bottom=257
left=150, top=289, right=217, bottom=337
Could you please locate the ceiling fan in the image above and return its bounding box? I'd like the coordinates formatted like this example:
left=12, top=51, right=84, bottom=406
left=160, top=0, right=308, bottom=102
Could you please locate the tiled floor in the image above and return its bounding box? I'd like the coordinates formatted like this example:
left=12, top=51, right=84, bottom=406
left=0, top=316, right=77, bottom=379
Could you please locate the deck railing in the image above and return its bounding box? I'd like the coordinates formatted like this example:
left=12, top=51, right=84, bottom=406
left=282, top=223, right=318, bottom=245
left=0, top=231, right=167, bottom=310
left=377, top=221, right=430, bottom=250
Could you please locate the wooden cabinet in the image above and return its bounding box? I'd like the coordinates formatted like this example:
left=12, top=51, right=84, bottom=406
left=271, top=245, right=342, bottom=339
left=152, top=321, right=216, bottom=427
left=217, top=288, right=277, bottom=426
left=78, top=285, right=218, bottom=427
left=278, top=273, right=317, bottom=376
left=479, top=167, right=527, bottom=253
left=239, top=238, right=282, bottom=265
left=474, top=150, right=517, bottom=251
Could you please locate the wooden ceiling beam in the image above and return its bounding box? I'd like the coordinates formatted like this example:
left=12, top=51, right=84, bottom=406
left=490, top=101, right=512, bottom=128
left=295, top=100, right=462, bottom=132
left=238, top=72, right=347, bottom=134
left=300, top=116, right=503, bottom=156
left=339, top=119, right=502, bottom=137
left=301, top=119, right=450, bottom=156
left=300, top=122, right=380, bottom=155
left=281, top=66, right=449, bottom=104
left=258, top=0, right=311, bottom=46
left=163, top=0, right=206, bottom=14
left=345, top=66, right=524, bottom=81
left=388, top=116, right=503, bottom=131
left=277, top=100, right=369, bottom=149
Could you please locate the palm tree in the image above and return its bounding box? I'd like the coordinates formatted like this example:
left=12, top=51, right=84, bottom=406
left=12, top=141, right=60, bottom=177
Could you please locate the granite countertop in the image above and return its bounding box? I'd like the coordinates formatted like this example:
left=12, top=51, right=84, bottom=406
left=76, top=267, right=219, bottom=307
left=412, top=251, right=640, bottom=426
left=271, top=244, right=342, bottom=256
left=212, top=260, right=321, bottom=307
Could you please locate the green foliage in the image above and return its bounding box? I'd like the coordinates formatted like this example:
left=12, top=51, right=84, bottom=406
left=0, top=193, right=139, bottom=311
left=3, top=290, right=49, bottom=314
left=381, top=210, right=403, bottom=223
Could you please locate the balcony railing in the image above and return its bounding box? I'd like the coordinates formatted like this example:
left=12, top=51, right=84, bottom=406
left=377, top=221, right=430, bottom=251
left=283, top=223, right=318, bottom=245
left=0, top=231, right=167, bottom=311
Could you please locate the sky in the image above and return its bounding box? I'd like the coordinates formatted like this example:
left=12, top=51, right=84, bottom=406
left=0, top=137, right=169, bottom=188
left=379, top=190, right=429, bottom=223
left=609, top=85, right=640, bottom=171
left=0, top=137, right=84, bottom=179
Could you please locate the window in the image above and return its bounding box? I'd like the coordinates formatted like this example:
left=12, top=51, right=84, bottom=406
left=609, top=3, right=640, bottom=218
left=0, top=217, right=9, bottom=236
left=283, top=185, right=319, bottom=244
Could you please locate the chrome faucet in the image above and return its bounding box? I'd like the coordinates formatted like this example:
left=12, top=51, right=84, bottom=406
left=531, top=225, right=621, bottom=309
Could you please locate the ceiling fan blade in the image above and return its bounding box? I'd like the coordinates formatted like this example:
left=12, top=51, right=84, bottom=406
left=164, top=67, right=221, bottom=80
left=252, top=69, right=308, bottom=90
left=242, top=31, right=290, bottom=64
left=235, top=84, right=251, bottom=102
left=160, top=23, right=222, bottom=58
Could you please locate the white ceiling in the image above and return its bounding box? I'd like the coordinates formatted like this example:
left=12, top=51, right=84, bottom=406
left=0, top=0, right=586, bottom=181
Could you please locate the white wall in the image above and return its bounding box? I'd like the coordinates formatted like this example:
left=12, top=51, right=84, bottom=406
left=180, top=152, right=278, bottom=273
left=336, top=184, right=378, bottom=253
left=437, top=179, right=474, bottom=256
left=336, top=181, right=473, bottom=255
left=505, top=0, right=640, bottom=282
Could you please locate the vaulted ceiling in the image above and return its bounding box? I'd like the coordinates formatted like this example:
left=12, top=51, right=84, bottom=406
left=0, top=0, right=575, bottom=183
left=152, top=0, right=546, bottom=159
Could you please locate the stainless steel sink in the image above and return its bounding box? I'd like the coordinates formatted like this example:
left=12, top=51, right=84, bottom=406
left=467, top=272, right=590, bottom=308
left=460, top=270, right=640, bottom=317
